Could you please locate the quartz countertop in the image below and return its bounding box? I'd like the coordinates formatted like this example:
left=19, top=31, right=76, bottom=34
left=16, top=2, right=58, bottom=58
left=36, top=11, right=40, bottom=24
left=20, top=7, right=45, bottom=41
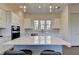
left=0, top=36, right=13, bottom=54
left=0, top=36, right=11, bottom=44
left=3, top=36, right=71, bottom=47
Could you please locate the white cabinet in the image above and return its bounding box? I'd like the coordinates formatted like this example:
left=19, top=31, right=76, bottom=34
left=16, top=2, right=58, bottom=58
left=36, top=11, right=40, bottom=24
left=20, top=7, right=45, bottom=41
left=11, top=12, right=20, bottom=26
left=70, top=13, right=79, bottom=46
left=53, top=18, right=60, bottom=29
left=0, top=9, right=7, bottom=28
left=24, top=18, right=32, bottom=29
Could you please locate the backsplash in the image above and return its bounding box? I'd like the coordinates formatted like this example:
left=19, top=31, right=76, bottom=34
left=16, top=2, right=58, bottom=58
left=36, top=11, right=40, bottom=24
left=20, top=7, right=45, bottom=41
left=53, top=30, right=62, bottom=38
left=0, top=27, right=11, bottom=37
left=24, top=29, right=62, bottom=38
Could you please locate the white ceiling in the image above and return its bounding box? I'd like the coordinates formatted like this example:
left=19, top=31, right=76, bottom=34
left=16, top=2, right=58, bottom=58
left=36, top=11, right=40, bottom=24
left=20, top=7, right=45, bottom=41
left=17, top=3, right=67, bottom=14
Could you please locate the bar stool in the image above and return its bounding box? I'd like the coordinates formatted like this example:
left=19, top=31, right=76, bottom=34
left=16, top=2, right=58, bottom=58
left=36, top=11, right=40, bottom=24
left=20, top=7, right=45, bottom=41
left=20, top=49, right=32, bottom=55
left=4, top=51, right=26, bottom=55
left=40, top=50, right=61, bottom=55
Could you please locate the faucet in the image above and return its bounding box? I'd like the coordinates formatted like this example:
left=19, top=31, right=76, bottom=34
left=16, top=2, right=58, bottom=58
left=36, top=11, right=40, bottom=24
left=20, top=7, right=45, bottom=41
left=41, top=29, right=45, bottom=33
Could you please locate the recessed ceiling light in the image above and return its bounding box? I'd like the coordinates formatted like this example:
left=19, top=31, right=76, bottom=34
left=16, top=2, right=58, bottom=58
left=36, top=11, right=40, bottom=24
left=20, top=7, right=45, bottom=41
left=24, top=5, right=26, bottom=8
left=49, top=5, right=52, bottom=8
left=19, top=5, right=27, bottom=12
left=19, top=6, right=23, bottom=8
left=55, top=6, right=60, bottom=9
left=19, top=5, right=26, bottom=9
left=38, top=5, right=41, bottom=8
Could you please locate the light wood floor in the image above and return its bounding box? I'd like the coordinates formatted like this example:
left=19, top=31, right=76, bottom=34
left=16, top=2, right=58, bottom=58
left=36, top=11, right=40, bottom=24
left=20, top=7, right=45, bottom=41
left=63, top=46, right=79, bottom=55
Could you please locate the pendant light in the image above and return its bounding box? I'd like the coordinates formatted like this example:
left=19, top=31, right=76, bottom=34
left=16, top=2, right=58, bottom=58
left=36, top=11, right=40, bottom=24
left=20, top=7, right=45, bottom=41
left=49, top=4, right=52, bottom=13
left=19, top=3, right=27, bottom=12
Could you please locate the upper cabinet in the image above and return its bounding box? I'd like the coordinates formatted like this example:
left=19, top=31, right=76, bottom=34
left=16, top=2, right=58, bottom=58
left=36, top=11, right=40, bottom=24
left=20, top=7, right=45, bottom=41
left=53, top=18, right=60, bottom=29
left=11, top=12, right=20, bottom=26
left=24, top=18, right=32, bottom=29
left=0, top=9, right=7, bottom=28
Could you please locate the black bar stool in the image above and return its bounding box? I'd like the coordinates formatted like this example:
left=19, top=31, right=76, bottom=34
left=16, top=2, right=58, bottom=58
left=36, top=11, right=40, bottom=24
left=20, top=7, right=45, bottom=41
left=4, top=51, right=26, bottom=55
left=40, top=50, right=61, bottom=55
left=20, top=49, right=32, bottom=55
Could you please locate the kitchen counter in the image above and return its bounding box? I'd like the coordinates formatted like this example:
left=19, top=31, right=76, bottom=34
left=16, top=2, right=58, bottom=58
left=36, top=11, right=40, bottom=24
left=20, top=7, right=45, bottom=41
left=0, top=36, right=13, bottom=54
left=3, top=36, right=71, bottom=47
left=0, top=36, right=11, bottom=44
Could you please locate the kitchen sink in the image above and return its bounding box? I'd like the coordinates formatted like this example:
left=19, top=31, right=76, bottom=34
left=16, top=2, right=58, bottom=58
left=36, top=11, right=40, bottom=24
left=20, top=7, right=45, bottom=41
left=31, top=33, right=38, bottom=36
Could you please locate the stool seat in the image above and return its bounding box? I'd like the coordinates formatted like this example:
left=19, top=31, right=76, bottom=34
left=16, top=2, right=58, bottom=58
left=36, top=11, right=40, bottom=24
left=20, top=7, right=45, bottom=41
left=40, top=50, right=61, bottom=55
left=4, top=51, right=26, bottom=55
left=20, top=49, right=32, bottom=55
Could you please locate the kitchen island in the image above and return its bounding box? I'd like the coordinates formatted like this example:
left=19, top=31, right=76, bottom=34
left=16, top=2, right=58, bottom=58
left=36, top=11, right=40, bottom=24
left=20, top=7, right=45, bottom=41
left=0, top=36, right=13, bottom=54
left=4, top=36, right=71, bottom=55
left=4, top=36, right=71, bottom=47
left=3, top=36, right=71, bottom=55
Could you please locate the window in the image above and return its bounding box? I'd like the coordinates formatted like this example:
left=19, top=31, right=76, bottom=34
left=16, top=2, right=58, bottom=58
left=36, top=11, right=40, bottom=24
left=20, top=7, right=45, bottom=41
left=40, top=20, right=45, bottom=30
left=33, top=20, right=52, bottom=31
left=46, top=20, right=51, bottom=30
left=34, top=20, right=39, bottom=30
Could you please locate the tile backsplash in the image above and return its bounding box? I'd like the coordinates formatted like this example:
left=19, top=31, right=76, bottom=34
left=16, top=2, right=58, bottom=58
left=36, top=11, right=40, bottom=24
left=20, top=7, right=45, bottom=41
left=0, top=28, right=11, bottom=37
left=24, top=29, right=62, bottom=38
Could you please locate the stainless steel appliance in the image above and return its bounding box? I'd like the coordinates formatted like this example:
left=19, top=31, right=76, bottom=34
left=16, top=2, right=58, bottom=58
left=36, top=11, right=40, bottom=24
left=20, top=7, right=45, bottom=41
left=11, top=25, right=20, bottom=40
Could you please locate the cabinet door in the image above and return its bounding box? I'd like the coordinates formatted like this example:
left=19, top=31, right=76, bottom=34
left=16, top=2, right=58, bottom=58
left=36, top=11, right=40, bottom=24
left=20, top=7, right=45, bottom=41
left=24, top=18, right=32, bottom=29
left=11, top=12, right=20, bottom=26
left=0, top=9, right=6, bottom=28
left=53, top=18, right=60, bottom=29
left=71, top=14, right=79, bottom=46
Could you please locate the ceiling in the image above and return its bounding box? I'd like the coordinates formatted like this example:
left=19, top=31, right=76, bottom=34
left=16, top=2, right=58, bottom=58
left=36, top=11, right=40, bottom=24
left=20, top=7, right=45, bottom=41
left=17, top=3, right=67, bottom=14
left=5, top=3, right=79, bottom=14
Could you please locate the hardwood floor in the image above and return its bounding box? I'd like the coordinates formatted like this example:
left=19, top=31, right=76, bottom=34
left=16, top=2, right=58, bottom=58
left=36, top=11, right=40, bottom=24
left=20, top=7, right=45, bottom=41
left=63, top=46, right=79, bottom=55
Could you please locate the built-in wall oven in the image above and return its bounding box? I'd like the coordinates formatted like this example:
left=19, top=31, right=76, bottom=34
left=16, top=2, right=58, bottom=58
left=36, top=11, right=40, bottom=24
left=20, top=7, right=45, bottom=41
left=11, top=25, right=20, bottom=40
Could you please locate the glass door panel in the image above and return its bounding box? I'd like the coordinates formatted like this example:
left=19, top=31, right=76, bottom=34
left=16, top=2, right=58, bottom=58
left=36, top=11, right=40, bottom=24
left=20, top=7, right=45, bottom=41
left=34, top=20, right=39, bottom=30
